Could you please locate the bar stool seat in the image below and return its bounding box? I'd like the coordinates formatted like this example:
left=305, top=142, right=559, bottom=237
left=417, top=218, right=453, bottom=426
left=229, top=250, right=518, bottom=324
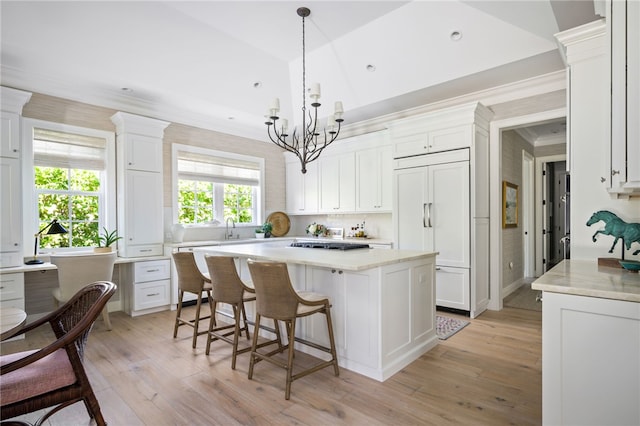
left=247, top=260, right=339, bottom=400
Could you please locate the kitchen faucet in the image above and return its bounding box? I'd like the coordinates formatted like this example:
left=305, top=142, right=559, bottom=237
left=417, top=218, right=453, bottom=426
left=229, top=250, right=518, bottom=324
left=225, top=217, right=235, bottom=240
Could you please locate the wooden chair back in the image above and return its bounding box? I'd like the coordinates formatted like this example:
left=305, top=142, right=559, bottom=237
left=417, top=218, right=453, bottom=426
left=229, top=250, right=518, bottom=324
left=172, top=251, right=208, bottom=294
left=247, top=260, right=298, bottom=320
left=204, top=256, right=245, bottom=304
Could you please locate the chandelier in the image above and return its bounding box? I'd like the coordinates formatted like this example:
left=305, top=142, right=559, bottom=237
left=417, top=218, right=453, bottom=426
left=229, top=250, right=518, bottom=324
left=265, top=7, right=344, bottom=174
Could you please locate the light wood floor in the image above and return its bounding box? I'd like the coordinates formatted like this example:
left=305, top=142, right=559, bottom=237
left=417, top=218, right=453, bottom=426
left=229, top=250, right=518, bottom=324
left=1, top=306, right=541, bottom=425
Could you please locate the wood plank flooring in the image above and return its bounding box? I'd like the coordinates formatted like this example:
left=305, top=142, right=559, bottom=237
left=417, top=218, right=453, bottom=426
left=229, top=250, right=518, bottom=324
left=1, top=306, right=541, bottom=425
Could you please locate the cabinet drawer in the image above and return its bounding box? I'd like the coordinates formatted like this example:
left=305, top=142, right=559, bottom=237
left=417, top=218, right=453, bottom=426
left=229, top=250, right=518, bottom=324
left=123, top=244, right=164, bottom=258
left=0, top=298, right=25, bottom=310
left=0, top=273, right=24, bottom=302
left=134, top=280, right=170, bottom=311
left=134, top=259, right=170, bottom=282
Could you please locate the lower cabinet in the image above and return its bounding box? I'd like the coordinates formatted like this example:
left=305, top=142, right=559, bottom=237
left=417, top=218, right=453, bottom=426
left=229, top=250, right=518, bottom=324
left=0, top=272, right=25, bottom=341
left=542, top=291, right=640, bottom=425
left=435, top=266, right=470, bottom=311
left=124, top=259, right=170, bottom=317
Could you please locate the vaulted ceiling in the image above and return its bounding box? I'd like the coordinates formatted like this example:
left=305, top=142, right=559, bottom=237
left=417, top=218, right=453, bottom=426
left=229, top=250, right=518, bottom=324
left=1, top=1, right=598, bottom=140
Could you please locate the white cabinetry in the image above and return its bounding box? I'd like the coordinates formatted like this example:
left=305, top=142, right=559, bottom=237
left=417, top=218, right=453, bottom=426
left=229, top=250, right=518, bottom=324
left=541, top=291, right=640, bottom=425
left=111, top=112, right=169, bottom=258
left=607, top=0, right=640, bottom=196
left=285, top=157, right=318, bottom=214
left=392, top=102, right=492, bottom=317
left=124, top=259, right=171, bottom=316
left=0, top=87, right=31, bottom=268
left=284, top=130, right=390, bottom=215
left=296, top=258, right=436, bottom=381
left=0, top=272, right=25, bottom=340
left=356, top=142, right=392, bottom=212
left=318, top=151, right=355, bottom=213
left=390, top=111, right=472, bottom=159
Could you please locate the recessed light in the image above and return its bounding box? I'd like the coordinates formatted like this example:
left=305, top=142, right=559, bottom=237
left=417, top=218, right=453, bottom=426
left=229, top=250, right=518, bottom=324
left=366, top=64, right=376, bottom=72
left=253, top=82, right=262, bottom=89
left=120, top=87, right=133, bottom=93
left=450, top=31, right=462, bottom=41
left=227, top=116, right=235, bottom=120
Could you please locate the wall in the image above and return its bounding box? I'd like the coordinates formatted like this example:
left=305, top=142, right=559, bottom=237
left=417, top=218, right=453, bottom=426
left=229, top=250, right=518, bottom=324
left=21, top=92, right=287, bottom=242
left=501, top=130, right=534, bottom=290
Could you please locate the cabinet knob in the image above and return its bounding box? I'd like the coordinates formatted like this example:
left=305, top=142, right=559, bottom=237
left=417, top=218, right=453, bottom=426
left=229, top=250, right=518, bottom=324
left=600, top=177, right=606, bottom=183
left=12, top=148, right=18, bottom=153
left=612, top=170, right=620, bottom=176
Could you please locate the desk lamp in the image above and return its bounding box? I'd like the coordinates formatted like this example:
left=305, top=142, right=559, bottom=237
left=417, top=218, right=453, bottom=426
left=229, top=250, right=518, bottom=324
left=25, top=219, right=68, bottom=265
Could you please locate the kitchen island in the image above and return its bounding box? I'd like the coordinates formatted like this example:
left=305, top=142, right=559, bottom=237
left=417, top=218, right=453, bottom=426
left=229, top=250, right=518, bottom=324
left=194, top=241, right=438, bottom=381
left=532, top=260, right=640, bottom=425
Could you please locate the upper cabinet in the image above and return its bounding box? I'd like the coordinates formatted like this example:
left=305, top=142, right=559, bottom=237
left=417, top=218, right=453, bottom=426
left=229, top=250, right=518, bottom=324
left=390, top=108, right=476, bottom=159
left=285, top=130, right=391, bottom=215
left=608, top=0, right=639, bottom=197
left=318, top=151, right=355, bottom=213
left=355, top=134, right=392, bottom=212
left=111, top=112, right=169, bottom=257
left=285, top=158, right=318, bottom=214
left=0, top=87, right=31, bottom=267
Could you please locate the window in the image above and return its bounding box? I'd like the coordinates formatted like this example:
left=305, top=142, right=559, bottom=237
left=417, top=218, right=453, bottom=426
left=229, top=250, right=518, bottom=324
left=23, top=119, right=116, bottom=252
left=173, top=144, right=264, bottom=226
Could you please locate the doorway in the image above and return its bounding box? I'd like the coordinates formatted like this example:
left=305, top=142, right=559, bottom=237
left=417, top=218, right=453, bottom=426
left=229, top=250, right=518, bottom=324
left=489, top=109, right=567, bottom=311
left=541, top=160, right=570, bottom=271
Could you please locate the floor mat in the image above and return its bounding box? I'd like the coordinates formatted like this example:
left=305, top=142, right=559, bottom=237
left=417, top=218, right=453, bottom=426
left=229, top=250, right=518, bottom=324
left=436, top=315, right=470, bottom=340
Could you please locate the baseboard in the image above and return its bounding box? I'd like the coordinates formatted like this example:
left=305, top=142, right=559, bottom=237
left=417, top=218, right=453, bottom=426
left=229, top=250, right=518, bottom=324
left=503, top=277, right=526, bottom=299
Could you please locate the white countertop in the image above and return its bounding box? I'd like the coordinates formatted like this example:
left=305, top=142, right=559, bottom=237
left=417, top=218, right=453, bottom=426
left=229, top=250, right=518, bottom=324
left=193, top=241, right=434, bottom=271
left=532, top=260, right=640, bottom=303
left=164, top=236, right=393, bottom=249
left=0, top=254, right=169, bottom=274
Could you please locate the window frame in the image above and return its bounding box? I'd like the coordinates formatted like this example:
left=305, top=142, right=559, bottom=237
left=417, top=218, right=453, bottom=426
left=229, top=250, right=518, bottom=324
left=22, top=118, right=116, bottom=255
left=172, top=143, right=265, bottom=227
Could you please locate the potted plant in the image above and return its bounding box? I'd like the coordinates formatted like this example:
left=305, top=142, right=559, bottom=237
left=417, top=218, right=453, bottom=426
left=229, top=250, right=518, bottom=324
left=255, top=227, right=265, bottom=239
left=261, top=222, right=273, bottom=238
left=94, top=227, right=122, bottom=253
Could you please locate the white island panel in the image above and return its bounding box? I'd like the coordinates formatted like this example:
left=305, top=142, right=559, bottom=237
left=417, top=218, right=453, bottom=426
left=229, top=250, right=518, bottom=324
left=194, top=242, right=437, bottom=381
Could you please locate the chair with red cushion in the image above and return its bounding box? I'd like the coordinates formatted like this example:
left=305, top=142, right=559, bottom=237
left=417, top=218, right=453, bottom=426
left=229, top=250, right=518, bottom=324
left=0, top=281, right=116, bottom=426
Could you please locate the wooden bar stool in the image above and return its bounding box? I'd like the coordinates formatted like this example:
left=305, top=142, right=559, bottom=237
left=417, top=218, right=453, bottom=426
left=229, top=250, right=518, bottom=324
left=172, top=252, right=214, bottom=348
left=204, top=256, right=283, bottom=369
left=247, top=260, right=339, bottom=400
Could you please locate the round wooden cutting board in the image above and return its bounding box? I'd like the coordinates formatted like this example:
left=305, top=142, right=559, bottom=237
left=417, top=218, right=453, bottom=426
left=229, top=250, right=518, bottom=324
left=266, top=211, right=291, bottom=237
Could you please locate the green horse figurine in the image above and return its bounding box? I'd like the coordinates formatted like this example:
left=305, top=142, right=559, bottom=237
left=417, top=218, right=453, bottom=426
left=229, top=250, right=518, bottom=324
left=586, top=210, right=640, bottom=255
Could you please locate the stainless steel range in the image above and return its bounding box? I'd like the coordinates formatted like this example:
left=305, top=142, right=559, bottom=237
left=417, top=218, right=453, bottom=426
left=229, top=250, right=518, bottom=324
left=290, top=241, right=370, bottom=250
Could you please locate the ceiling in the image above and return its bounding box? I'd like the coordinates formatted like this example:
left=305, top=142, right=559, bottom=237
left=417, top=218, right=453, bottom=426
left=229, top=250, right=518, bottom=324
left=1, top=1, right=598, bottom=141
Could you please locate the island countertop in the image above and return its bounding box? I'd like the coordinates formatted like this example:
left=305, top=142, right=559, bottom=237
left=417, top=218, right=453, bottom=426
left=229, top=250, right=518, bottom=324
left=193, top=241, right=436, bottom=271
left=532, top=259, right=640, bottom=302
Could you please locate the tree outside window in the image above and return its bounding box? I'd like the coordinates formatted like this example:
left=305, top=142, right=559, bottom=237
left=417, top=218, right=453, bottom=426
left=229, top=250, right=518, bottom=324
left=177, top=180, right=254, bottom=224
left=35, top=166, right=100, bottom=248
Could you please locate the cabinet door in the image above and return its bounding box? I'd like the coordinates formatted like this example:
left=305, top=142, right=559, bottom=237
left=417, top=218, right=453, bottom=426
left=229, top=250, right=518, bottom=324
left=124, top=171, right=163, bottom=246
left=124, top=134, right=162, bottom=172
left=428, top=161, right=470, bottom=268
left=394, top=167, right=431, bottom=251
left=428, top=126, right=471, bottom=153
left=435, top=266, right=470, bottom=310
left=0, top=158, right=22, bottom=265
left=0, top=112, right=20, bottom=158
left=319, top=152, right=355, bottom=213
left=305, top=267, right=345, bottom=354
left=356, top=145, right=392, bottom=212
left=285, top=159, right=318, bottom=214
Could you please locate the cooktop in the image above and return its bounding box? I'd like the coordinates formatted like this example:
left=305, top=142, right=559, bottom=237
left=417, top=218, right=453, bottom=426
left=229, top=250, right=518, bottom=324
left=290, top=241, right=370, bottom=250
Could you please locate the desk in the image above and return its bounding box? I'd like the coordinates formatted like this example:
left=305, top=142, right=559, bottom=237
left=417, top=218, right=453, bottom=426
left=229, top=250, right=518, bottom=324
left=0, top=254, right=170, bottom=319
left=0, top=307, right=27, bottom=340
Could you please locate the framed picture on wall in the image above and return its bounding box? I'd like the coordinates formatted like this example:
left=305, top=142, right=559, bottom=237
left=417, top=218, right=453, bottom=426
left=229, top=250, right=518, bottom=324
left=502, top=181, right=518, bottom=228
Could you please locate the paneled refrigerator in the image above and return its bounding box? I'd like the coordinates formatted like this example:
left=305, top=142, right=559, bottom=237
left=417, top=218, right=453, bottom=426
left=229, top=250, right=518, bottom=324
left=393, top=149, right=472, bottom=312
